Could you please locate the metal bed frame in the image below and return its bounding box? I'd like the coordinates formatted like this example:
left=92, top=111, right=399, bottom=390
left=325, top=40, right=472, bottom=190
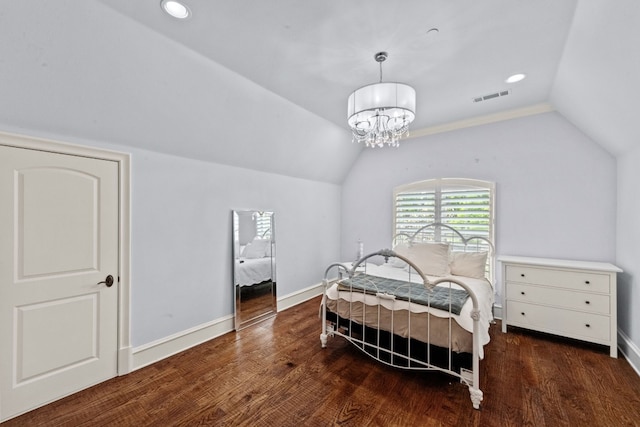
left=319, top=223, right=494, bottom=409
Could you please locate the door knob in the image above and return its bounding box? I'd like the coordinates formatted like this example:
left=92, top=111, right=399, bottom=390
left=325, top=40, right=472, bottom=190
left=97, top=275, right=114, bottom=287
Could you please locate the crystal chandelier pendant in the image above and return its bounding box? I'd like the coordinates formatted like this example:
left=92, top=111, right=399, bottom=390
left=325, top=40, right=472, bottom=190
left=347, top=52, right=416, bottom=148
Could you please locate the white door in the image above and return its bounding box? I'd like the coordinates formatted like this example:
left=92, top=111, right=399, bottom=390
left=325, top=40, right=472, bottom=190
left=0, top=145, right=119, bottom=421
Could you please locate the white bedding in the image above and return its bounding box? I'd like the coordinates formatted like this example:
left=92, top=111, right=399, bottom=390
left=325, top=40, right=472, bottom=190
left=326, top=263, right=494, bottom=356
left=235, top=257, right=272, bottom=287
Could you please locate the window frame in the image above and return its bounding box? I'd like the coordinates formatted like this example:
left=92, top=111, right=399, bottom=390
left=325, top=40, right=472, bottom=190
left=392, top=178, right=496, bottom=281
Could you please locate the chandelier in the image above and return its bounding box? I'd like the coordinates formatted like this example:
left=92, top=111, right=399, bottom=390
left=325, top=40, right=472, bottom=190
left=347, top=52, right=416, bottom=148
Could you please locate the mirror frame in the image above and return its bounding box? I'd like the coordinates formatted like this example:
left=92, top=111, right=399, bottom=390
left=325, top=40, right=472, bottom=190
left=233, top=210, right=277, bottom=330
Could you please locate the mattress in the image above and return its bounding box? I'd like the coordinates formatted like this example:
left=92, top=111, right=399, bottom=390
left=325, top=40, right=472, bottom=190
left=235, top=257, right=272, bottom=287
left=325, top=263, right=494, bottom=357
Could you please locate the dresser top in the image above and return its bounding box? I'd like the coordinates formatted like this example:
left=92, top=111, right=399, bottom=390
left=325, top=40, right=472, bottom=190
left=497, top=255, right=622, bottom=273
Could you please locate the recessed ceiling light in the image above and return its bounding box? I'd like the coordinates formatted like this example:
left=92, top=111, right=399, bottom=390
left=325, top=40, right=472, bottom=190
left=161, top=0, right=190, bottom=19
left=506, top=73, right=526, bottom=83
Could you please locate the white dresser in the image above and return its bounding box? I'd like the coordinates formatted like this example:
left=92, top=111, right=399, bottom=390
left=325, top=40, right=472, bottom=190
left=498, top=255, right=622, bottom=358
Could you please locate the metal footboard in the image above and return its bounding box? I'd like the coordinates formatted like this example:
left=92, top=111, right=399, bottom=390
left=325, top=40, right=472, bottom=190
left=320, top=250, right=484, bottom=410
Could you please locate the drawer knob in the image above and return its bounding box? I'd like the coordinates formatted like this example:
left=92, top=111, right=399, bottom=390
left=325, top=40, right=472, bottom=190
left=585, top=301, right=590, bottom=305
left=585, top=280, right=590, bottom=284
left=521, top=291, right=525, bottom=295
left=521, top=312, right=525, bottom=316
left=521, top=273, right=525, bottom=277
left=585, top=324, right=591, bottom=328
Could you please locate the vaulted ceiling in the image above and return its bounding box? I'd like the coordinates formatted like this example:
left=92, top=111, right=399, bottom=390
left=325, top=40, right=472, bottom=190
left=0, top=1, right=638, bottom=183
left=98, top=0, right=577, bottom=132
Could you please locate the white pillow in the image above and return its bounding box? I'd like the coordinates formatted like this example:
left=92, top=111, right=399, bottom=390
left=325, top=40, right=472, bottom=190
left=243, top=238, right=269, bottom=259
left=389, top=243, right=410, bottom=268
left=450, top=251, right=488, bottom=279
left=405, top=242, right=451, bottom=276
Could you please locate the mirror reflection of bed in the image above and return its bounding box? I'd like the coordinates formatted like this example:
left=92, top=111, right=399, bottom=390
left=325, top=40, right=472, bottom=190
left=233, top=210, right=276, bottom=329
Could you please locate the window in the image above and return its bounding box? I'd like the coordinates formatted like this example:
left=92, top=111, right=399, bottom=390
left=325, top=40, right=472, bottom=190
left=255, top=213, right=272, bottom=238
left=393, top=178, right=495, bottom=277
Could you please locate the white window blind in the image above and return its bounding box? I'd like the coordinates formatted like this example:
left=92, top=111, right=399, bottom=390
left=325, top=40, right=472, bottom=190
left=256, top=214, right=272, bottom=238
left=393, top=178, right=495, bottom=270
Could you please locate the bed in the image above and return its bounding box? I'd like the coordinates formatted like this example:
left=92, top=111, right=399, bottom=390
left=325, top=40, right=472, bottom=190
left=235, top=237, right=274, bottom=287
left=320, top=223, right=494, bottom=409
left=235, top=257, right=273, bottom=287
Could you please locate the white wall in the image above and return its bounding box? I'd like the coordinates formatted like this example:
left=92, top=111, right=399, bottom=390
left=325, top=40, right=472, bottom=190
left=550, top=0, right=640, bottom=157
left=616, top=146, right=640, bottom=353
left=128, top=148, right=341, bottom=346
left=550, top=0, right=640, bottom=362
left=341, top=112, right=617, bottom=303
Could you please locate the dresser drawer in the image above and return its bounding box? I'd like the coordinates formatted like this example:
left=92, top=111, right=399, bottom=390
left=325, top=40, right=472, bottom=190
left=506, top=283, right=610, bottom=314
left=506, top=301, right=610, bottom=342
left=505, top=265, right=609, bottom=293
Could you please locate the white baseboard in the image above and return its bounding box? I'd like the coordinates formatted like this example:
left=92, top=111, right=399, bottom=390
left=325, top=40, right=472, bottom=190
left=277, top=282, right=324, bottom=312
left=128, top=291, right=640, bottom=380
left=618, top=330, right=640, bottom=377
left=492, top=303, right=503, bottom=320
left=130, top=284, right=325, bottom=371
left=132, top=315, right=234, bottom=371
left=118, top=346, right=133, bottom=375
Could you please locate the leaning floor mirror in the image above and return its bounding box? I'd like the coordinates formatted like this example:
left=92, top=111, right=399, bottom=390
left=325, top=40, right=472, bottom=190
left=233, top=210, right=277, bottom=330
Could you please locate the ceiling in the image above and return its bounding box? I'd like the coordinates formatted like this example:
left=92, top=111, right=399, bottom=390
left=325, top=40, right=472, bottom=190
left=3, top=1, right=637, bottom=183
left=98, top=0, right=578, bottom=133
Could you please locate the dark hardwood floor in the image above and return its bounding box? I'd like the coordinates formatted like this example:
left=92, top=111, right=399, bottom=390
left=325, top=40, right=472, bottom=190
left=4, top=296, right=640, bottom=426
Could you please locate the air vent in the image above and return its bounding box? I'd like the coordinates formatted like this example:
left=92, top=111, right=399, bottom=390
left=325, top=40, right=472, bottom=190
left=473, top=90, right=510, bottom=103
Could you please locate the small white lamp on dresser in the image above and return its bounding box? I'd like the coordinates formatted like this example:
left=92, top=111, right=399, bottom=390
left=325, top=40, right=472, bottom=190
left=498, top=255, right=622, bottom=358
